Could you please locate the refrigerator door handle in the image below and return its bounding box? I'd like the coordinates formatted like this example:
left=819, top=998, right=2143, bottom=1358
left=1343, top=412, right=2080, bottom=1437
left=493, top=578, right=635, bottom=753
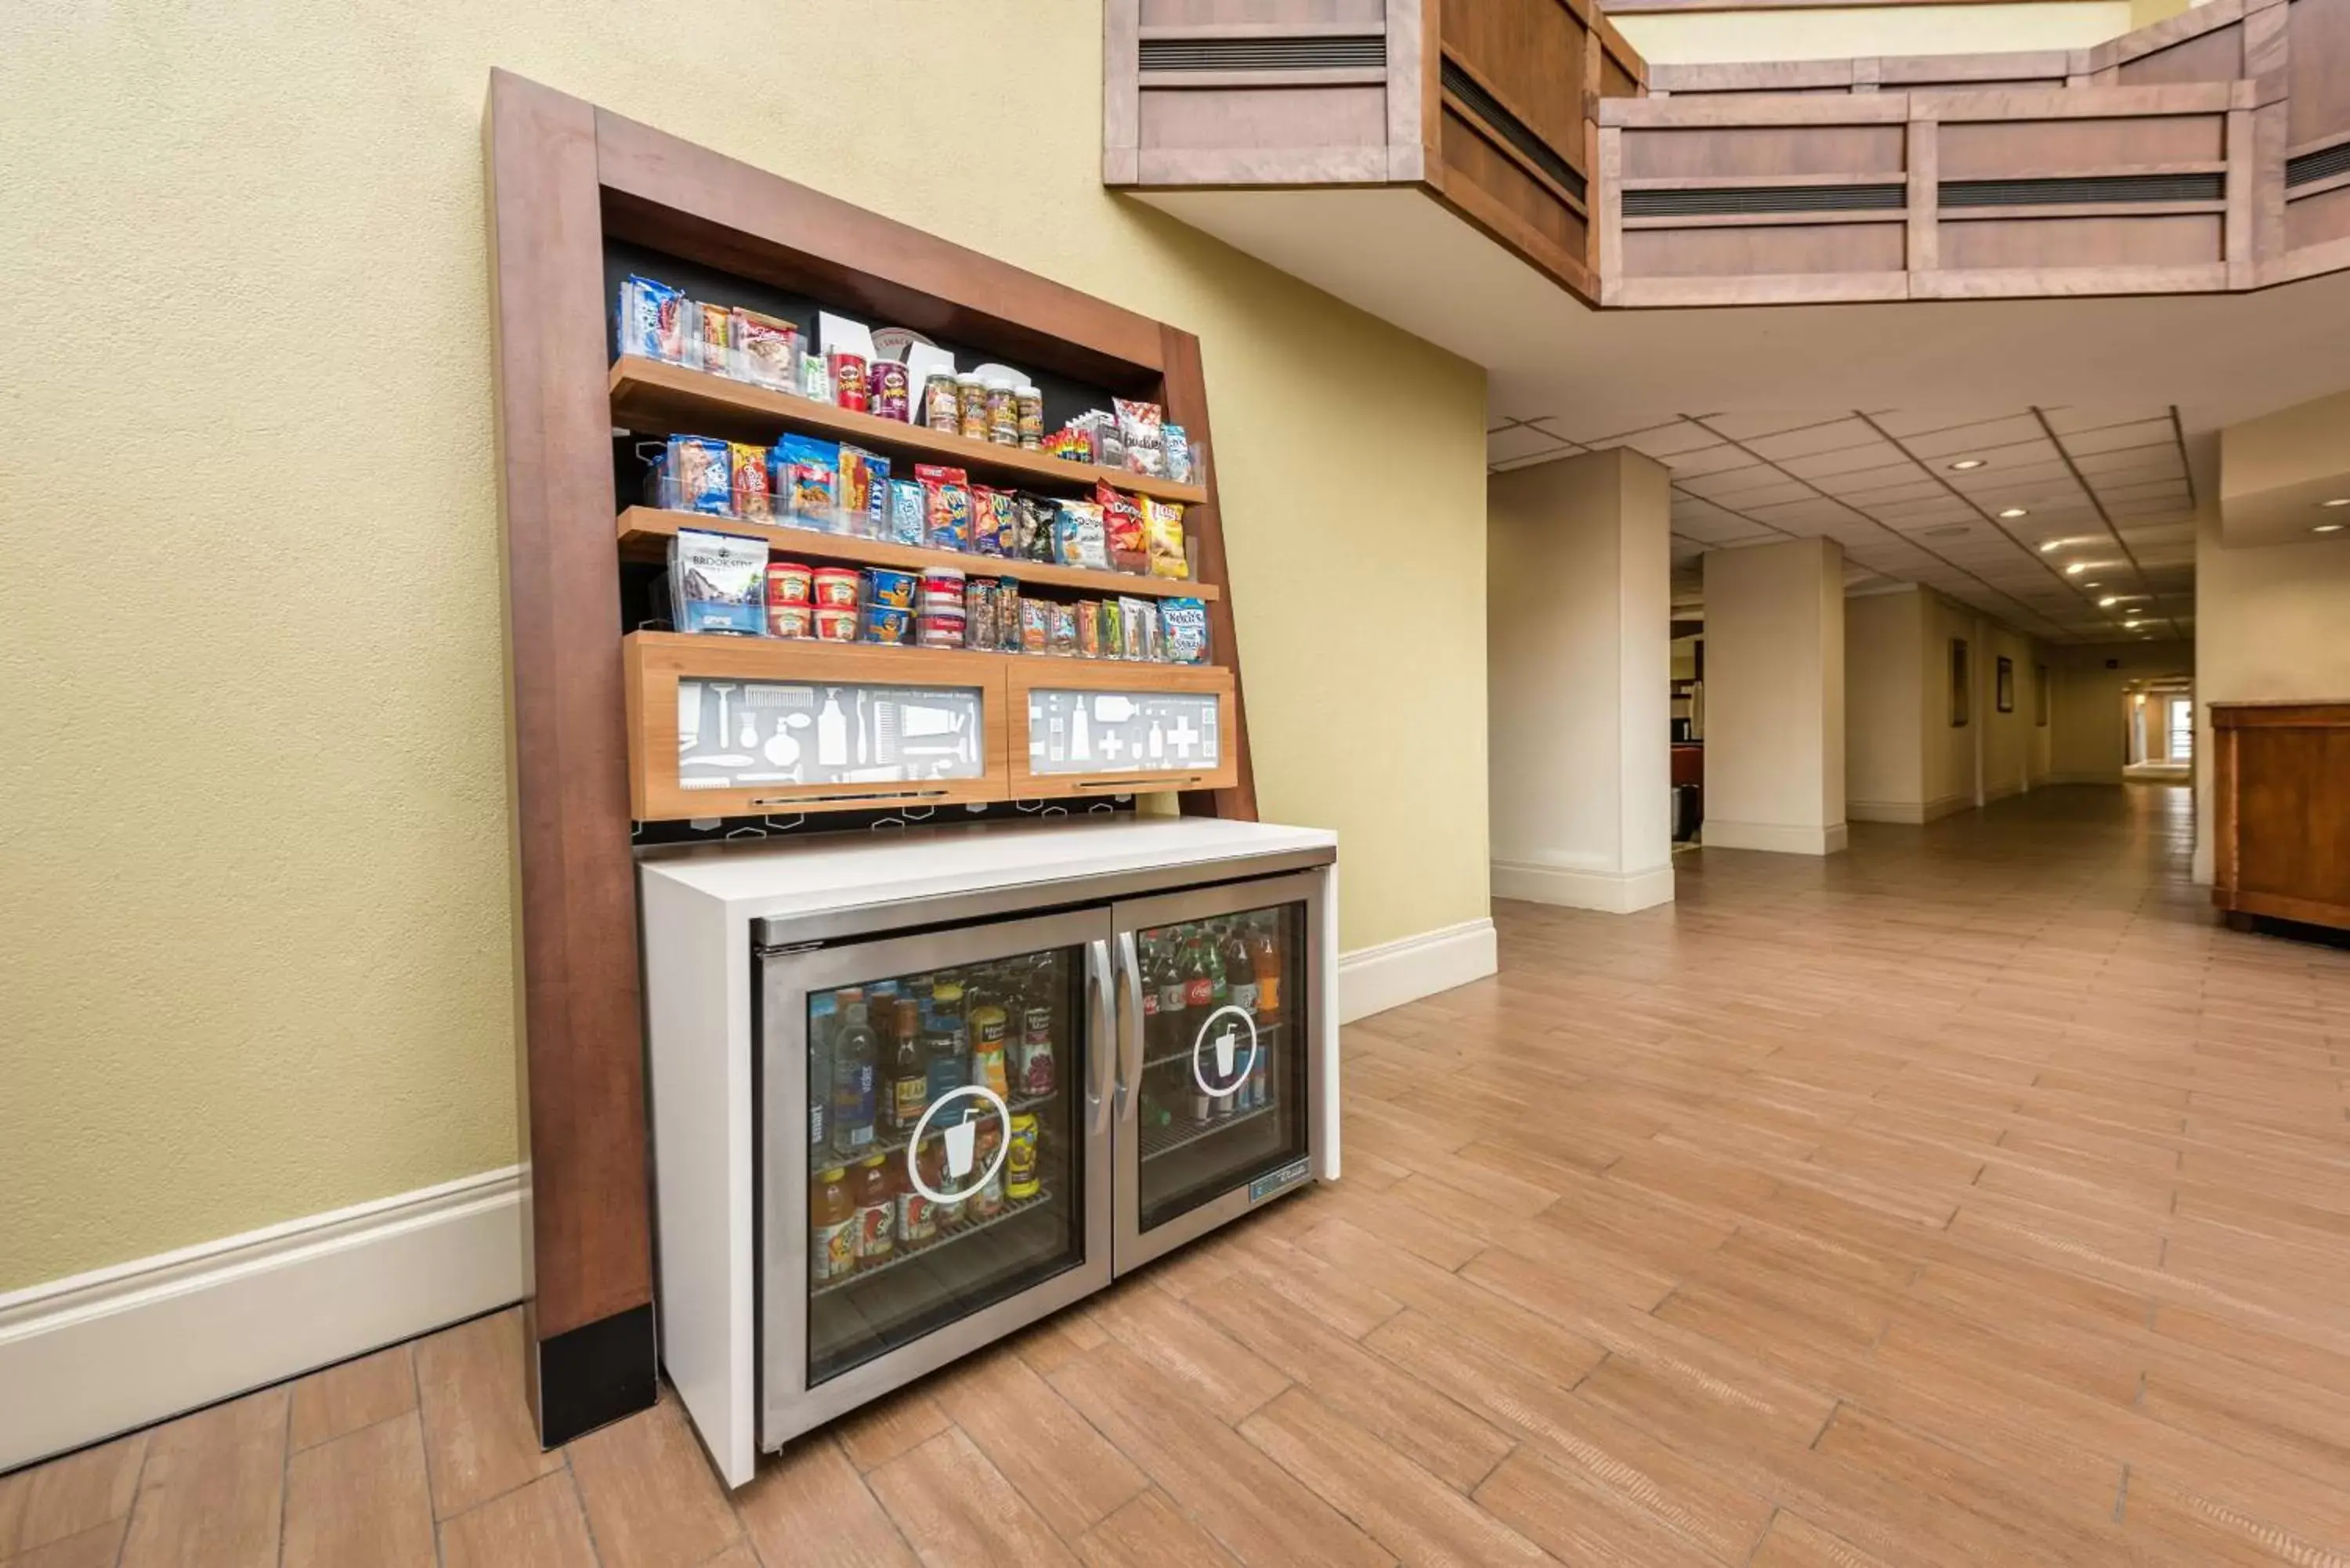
left=1087, top=937, right=1114, bottom=1136
left=1116, top=930, right=1144, bottom=1123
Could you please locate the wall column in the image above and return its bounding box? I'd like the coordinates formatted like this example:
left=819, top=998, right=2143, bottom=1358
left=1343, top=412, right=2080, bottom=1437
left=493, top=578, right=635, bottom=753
left=1487, top=449, right=1674, bottom=913
left=1702, top=537, right=1848, bottom=854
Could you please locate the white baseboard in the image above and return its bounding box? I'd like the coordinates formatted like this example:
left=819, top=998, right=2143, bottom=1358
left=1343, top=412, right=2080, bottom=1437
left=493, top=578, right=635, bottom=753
left=1848, top=793, right=1973, bottom=825
left=1491, top=858, right=1674, bottom=913
left=1700, top=819, right=1849, bottom=855
left=1337, top=916, right=1497, bottom=1024
left=0, top=1167, right=524, bottom=1473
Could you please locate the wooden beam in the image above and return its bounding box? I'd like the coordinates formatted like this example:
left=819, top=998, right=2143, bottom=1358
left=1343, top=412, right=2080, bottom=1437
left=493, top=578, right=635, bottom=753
left=1155, top=327, right=1256, bottom=824
left=483, top=67, right=656, bottom=1447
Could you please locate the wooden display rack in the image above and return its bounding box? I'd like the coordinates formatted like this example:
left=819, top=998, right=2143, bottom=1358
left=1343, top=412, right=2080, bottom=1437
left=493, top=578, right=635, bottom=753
left=485, top=70, right=1256, bottom=1447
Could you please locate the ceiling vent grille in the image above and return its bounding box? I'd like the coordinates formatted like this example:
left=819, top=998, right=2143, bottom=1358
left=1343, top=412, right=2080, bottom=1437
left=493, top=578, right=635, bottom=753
left=1441, top=60, right=1587, bottom=203
left=1139, top=34, right=1386, bottom=72
left=2287, top=140, right=2350, bottom=187
left=1939, top=172, right=2224, bottom=206
left=1622, top=184, right=1904, bottom=217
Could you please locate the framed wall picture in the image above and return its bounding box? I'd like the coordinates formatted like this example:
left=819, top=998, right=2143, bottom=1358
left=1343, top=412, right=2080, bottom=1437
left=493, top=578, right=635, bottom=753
left=1997, top=656, right=2015, bottom=714
left=1950, top=638, right=1970, bottom=727
left=2034, top=663, right=2051, bottom=726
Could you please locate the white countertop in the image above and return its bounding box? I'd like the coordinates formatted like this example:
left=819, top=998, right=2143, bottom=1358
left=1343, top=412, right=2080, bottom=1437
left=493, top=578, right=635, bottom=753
left=640, top=814, right=1336, bottom=919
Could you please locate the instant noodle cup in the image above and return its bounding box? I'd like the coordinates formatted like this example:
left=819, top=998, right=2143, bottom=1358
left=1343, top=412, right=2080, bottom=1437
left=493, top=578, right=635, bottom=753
left=860, top=605, right=912, bottom=645
left=765, top=560, right=815, bottom=607
left=813, top=608, right=859, bottom=642
left=862, top=567, right=917, bottom=609
left=812, top=568, right=861, bottom=609
left=916, top=612, right=966, bottom=649
left=920, top=569, right=967, bottom=612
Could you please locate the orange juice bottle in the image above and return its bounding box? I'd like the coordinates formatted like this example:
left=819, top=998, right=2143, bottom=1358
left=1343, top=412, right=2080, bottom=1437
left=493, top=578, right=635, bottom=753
left=854, top=1154, right=895, bottom=1266
left=811, top=1167, right=855, bottom=1284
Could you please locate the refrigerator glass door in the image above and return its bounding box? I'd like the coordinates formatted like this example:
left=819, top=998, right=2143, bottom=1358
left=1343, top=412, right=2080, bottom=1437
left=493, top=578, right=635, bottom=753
left=762, top=907, right=1114, bottom=1444
left=1113, top=870, right=1326, bottom=1271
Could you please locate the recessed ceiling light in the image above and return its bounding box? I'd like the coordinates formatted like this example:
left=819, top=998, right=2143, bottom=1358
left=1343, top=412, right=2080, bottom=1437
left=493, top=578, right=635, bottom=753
left=2125, top=620, right=2144, bottom=629
left=2037, top=539, right=2060, bottom=551
left=2064, top=562, right=2088, bottom=575
left=2098, top=596, right=2120, bottom=606
left=2320, top=497, right=2350, bottom=508
left=2317, top=522, right=2346, bottom=534
left=2084, top=581, right=2102, bottom=588
left=1950, top=458, right=1986, bottom=471
left=2000, top=508, right=2030, bottom=519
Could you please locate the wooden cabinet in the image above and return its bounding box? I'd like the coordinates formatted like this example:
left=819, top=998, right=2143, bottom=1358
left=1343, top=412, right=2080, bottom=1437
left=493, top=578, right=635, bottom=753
left=2211, top=701, right=2350, bottom=933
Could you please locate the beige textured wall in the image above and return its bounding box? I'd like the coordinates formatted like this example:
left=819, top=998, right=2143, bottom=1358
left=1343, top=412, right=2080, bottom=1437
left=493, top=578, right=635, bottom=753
left=1844, top=591, right=1926, bottom=816
left=2193, top=500, right=2350, bottom=882
left=0, top=3, right=1489, bottom=1290
left=1618, top=1, right=2136, bottom=63
left=2051, top=642, right=2194, bottom=781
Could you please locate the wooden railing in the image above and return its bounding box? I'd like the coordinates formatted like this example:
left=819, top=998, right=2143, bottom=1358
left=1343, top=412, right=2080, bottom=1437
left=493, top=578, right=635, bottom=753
left=1600, top=0, right=2350, bottom=304
left=1103, top=0, right=2350, bottom=306
left=1103, top=0, right=1645, bottom=306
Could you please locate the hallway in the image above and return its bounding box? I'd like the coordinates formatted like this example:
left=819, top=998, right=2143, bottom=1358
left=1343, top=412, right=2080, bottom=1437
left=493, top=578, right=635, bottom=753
left=9, top=786, right=2350, bottom=1567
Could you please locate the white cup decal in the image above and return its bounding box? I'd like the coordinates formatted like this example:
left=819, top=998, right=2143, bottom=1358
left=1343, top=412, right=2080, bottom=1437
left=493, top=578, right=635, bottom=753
left=906, top=1084, right=1013, bottom=1205
left=1190, top=1005, right=1260, bottom=1099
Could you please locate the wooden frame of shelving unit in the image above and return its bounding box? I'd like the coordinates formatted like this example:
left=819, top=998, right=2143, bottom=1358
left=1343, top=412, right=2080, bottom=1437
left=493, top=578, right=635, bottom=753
left=484, top=69, right=1256, bottom=1447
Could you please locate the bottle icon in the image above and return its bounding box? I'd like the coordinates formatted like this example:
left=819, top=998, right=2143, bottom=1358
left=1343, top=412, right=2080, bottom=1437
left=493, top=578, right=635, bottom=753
left=832, top=1000, right=877, bottom=1157
left=816, top=692, right=848, bottom=767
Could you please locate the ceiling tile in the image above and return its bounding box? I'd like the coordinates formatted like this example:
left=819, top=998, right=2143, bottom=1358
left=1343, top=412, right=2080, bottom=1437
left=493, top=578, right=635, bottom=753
left=1743, top=418, right=1881, bottom=461
left=1898, top=414, right=2052, bottom=457
left=1692, top=412, right=1852, bottom=441
left=2055, top=419, right=2177, bottom=457
left=1777, top=441, right=1911, bottom=480
left=1607, top=421, right=1725, bottom=459
left=1488, top=425, right=1571, bottom=465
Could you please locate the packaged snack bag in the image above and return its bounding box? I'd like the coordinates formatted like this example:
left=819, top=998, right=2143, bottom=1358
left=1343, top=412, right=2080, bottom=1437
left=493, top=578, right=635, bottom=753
left=1161, top=598, right=1210, bottom=665
left=734, top=308, right=800, bottom=390
left=921, top=475, right=972, bottom=552
left=838, top=445, right=891, bottom=537
left=1049, top=602, right=1079, bottom=656
left=1115, top=398, right=1166, bottom=478
left=1054, top=501, right=1109, bottom=570
left=669, top=529, right=767, bottom=635
left=1076, top=601, right=1102, bottom=659
left=1015, top=493, right=1059, bottom=562
left=1117, top=597, right=1148, bottom=661
left=1163, top=424, right=1192, bottom=485
left=1144, top=497, right=1188, bottom=580
left=1021, top=598, right=1050, bottom=654
left=670, top=435, right=733, bottom=516
left=731, top=443, right=773, bottom=522
left=694, top=302, right=730, bottom=374
left=1097, top=484, right=1146, bottom=573
left=773, top=435, right=841, bottom=529
left=617, top=276, right=688, bottom=363
left=887, top=479, right=925, bottom=545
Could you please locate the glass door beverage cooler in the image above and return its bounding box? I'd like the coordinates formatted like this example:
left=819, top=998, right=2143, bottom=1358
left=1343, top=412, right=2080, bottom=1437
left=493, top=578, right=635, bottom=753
left=721, top=835, right=1334, bottom=1457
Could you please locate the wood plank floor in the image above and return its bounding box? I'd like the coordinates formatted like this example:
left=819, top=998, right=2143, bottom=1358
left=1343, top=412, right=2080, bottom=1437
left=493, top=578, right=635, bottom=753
left=9, top=782, right=2350, bottom=1566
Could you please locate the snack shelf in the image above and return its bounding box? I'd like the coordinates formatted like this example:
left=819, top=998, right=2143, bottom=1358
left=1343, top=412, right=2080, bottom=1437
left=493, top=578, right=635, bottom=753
left=810, top=1185, right=1058, bottom=1299
left=1137, top=1100, right=1281, bottom=1163
left=610, top=357, right=1209, bottom=507
left=619, top=507, right=1219, bottom=602
left=811, top=1089, right=1059, bottom=1179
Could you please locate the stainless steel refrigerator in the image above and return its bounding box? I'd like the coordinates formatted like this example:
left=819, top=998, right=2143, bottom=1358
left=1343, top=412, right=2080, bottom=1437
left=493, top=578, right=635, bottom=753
left=752, top=849, right=1334, bottom=1447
